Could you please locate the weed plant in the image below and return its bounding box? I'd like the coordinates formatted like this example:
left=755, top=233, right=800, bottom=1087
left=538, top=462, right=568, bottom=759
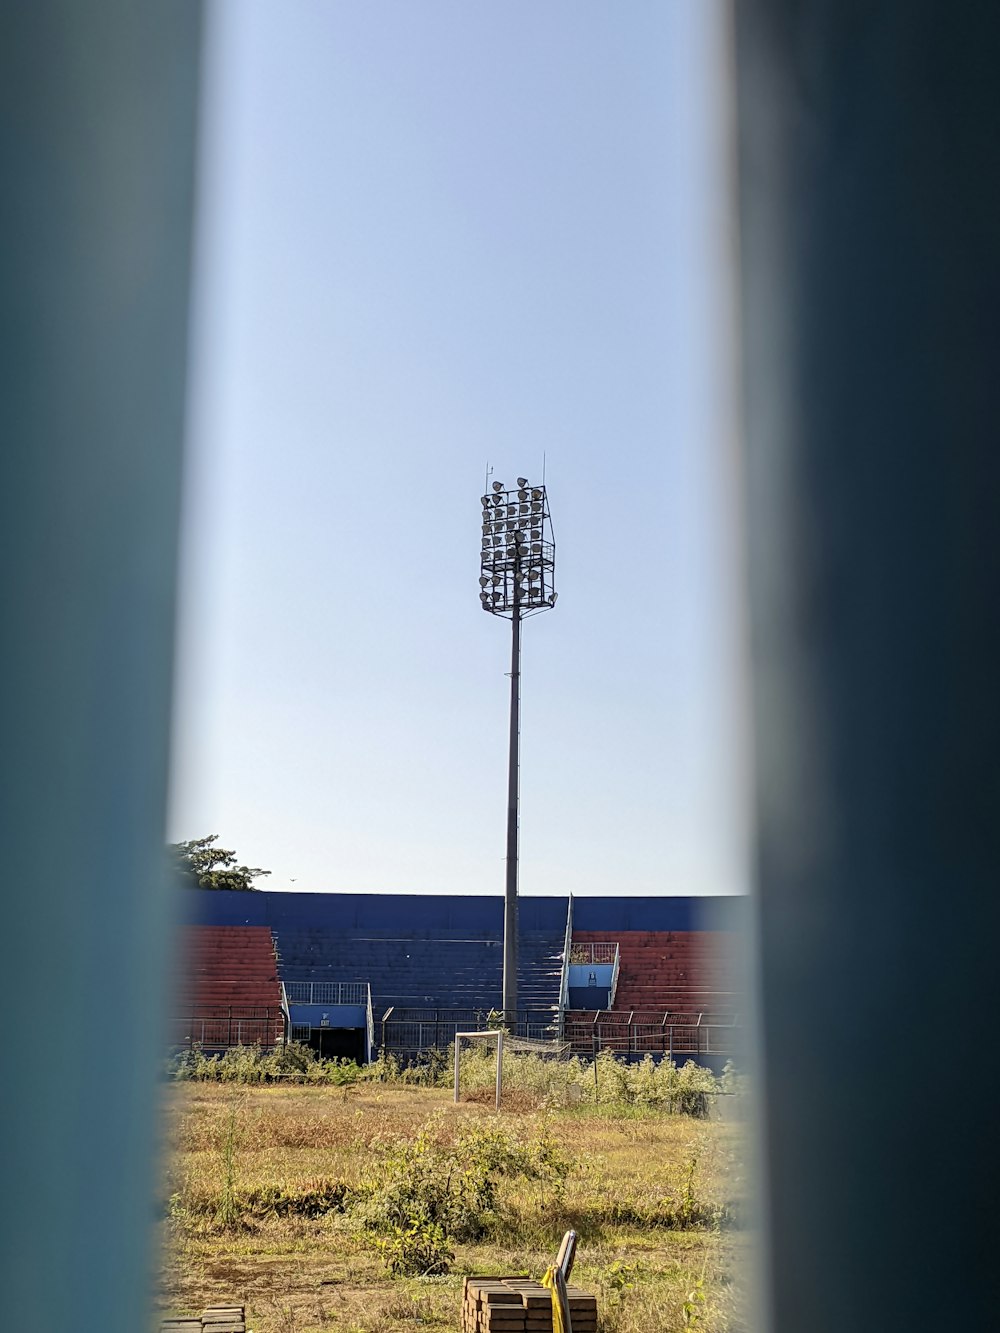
left=170, top=1042, right=732, bottom=1120
left=456, top=1045, right=726, bottom=1116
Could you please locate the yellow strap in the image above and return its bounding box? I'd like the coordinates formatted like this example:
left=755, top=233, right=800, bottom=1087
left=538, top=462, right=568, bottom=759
left=541, top=1265, right=571, bottom=1333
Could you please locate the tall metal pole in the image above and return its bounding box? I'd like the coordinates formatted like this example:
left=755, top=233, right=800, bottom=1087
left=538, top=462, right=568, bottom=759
left=481, top=477, right=553, bottom=1026
left=502, top=586, right=521, bottom=1024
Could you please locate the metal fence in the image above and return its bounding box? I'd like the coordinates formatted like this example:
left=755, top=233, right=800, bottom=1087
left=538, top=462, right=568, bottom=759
left=283, top=980, right=369, bottom=1005
left=381, top=1006, right=559, bottom=1055
left=569, top=941, right=619, bottom=965
left=564, top=1012, right=738, bottom=1059
left=177, top=1007, right=286, bottom=1050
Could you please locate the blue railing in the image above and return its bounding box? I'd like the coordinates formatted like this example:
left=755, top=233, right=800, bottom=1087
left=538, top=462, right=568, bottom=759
left=557, top=894, right=574, bottom=1036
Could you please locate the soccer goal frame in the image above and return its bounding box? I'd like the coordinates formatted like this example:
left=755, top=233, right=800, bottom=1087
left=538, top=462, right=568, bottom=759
left=454, top=1030, right=506, bottom=1111
left=453, top=1029, right=571, bottom=1111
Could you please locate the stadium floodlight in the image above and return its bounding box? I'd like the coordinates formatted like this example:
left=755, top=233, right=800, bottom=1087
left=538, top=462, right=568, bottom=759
left=477, top=474, right=557, bottom=1025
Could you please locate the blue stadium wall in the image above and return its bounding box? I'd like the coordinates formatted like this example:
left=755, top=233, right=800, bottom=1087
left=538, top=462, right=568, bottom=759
left=185, top=890, right=743, bottom=935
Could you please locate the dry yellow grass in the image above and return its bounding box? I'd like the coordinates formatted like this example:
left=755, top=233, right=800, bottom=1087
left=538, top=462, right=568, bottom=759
left=159, top=1083, right=745, bottom=1333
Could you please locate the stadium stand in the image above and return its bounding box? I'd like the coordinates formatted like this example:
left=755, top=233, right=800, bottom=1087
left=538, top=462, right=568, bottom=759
left=573, top=929, right=736, bottom=1012
left=179, top=892, right=743, bottom=1064
left=176, top=925, right=285, bottom=1050
left=184, top=892, right=567, bottom=1059
left=563, top=928, right=739, bottom=1060
left=274, top=924, right=564, bottom=1051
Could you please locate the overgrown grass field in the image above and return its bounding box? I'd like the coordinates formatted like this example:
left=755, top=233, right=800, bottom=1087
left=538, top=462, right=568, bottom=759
left=160, top=1053, right=746, bottom=1333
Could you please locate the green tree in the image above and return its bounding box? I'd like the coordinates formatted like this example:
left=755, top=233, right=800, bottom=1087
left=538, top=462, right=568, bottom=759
left=171, top=834, right=271, bottom=891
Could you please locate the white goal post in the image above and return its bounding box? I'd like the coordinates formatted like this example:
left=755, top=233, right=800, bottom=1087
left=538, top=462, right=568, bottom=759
left=453, top=1029, right=571, bottom=1111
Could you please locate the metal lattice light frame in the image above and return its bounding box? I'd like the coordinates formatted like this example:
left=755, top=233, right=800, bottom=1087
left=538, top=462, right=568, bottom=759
left=478, top=477, right=556, bottom=617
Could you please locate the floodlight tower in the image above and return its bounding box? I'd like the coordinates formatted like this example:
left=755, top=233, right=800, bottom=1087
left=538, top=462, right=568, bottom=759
left=479, top=476, right=558, bottom=1026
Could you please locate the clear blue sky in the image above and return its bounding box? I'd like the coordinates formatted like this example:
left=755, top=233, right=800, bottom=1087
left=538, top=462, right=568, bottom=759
left=169, top=0, right=748, bottom=898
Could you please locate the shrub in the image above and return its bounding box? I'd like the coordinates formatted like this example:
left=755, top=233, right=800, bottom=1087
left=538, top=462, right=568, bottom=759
left=454, top=1043, right=725, bottom=1115
left=167, top=1042, right=364, bottom=1085
left=375, top=1219, right=454, bottom=1277
left=356, top=1116, right=573, bottom=1274
left=176, top=1178, right=350, bottom=1229
left=169, top=1040, right=730, bottom=1116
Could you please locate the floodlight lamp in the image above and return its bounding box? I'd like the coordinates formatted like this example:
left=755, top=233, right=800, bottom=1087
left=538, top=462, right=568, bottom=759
left=531, top=542, right=541, bottom=553
left=531, top=502, right=542, bottom=513
left=479, top=575, right=489, bottom=587
left=517, top=488, right=528, bottom=501
left=481, top=538, right=490, bottom=549
left=517, top=476, right=528, bottom=487
left=492, top=480, right=504, bottom=492
left=532, top=488, right=542, bottom=500
left=481, top=496, right=491, bottom=507
left=519, top=503, right=529, bottom=514
left=491, top=575, right=501, bottom=586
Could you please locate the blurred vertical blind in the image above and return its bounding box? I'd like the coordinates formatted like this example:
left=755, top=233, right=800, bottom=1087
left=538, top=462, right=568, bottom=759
left=736, top=4, right=1000, bottom=1331
left=0, top=4, right=201, bottom=1331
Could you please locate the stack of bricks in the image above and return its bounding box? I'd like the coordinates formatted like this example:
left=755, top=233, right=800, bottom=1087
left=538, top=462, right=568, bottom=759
left=162, top=1305, right=247, bottom=1333
left=462, top=1277, right=598, bottom=1333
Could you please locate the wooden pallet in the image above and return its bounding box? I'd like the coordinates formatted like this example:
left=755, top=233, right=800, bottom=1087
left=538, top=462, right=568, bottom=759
left=462, top=1277, right=597, bottom=1333
left=162, top=1304, right=246, bottom=1333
